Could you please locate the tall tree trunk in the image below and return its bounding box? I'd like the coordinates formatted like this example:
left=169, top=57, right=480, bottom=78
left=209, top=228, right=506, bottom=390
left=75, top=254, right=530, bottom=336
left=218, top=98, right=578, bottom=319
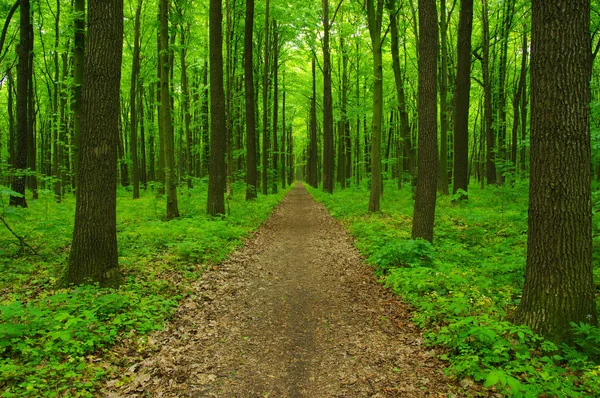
left=27, top=20, right=36, bottom=200
left=160, top=0, right=179, bottom=219
left=519, top=27, right=529, bottom=173
left=201, top=61, right=210, bottom=177
left=262, top=0, right=270, bottom=195
left=180, top=23, right=193, bottom=189
left=130, top=0, right=143, bottom=199
left=281, top=75, right=287, bottom=189
left=322, top=0, right=334, bottom=194
left=66, top=0, right=123, bottom=287
left=438, top=0, right=449, bottom=195
left=452, top=0, right=473, bottom=197
left=367, top=0, right=384, bottom=212
left=412, top=0, right=438, bottom=242
left=7, top=68, right=15, bottom=169
left=10, top=0, right=31, bottom=207
left=156, top=22, right=165, bottom=194
left=271, top=20, right=279, bottom=194
left=207, top=0, right=227, bottom=215
left=52, top=0, right=61, bottom=201
left=496, top=0, right=515, bottom=180
left=308, top=56, right=318, bottom=187
left=388, top=0, right=412, bottom=190
left=514, top=0, right=597, bottom=344
left=482, top=0, right=496, bottom=185
left=139, top=83, right=147, bottom=187
left=72, top=0, right=84, bottom=186
left=244, top=0, right=257, bottom=199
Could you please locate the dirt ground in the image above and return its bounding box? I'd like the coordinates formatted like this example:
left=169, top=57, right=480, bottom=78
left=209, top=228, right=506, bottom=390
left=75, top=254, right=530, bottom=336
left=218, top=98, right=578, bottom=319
left=104, top=183, right=470, bottom=397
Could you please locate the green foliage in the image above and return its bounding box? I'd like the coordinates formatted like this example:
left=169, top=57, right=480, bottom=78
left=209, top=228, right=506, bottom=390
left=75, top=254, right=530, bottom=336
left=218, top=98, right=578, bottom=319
left=308, top=181, right=600, bottom=397
left=0, top=181, right=287, bottom=397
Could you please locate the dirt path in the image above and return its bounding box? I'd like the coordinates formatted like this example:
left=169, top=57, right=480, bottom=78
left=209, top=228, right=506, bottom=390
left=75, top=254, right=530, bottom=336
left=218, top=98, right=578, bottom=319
left=106, top=183, right=464, bottom=397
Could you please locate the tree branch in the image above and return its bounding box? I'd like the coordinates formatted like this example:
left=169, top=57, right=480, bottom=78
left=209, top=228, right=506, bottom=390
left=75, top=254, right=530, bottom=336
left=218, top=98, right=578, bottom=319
left=0, top=0, right=19, bottom=56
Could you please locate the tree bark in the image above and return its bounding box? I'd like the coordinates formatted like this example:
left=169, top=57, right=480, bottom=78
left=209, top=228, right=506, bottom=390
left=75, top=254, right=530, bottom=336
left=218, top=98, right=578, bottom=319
left=308, top=56, right=318, bottom=187
left=10, top=0, right=31, bottom=208
left=207, top=0, right=227, bottom=215
left=514, top=0, right=598, bottom=343
left=271, top=20, right=279, bottom=194
left=262, top=0, right=270, bottom=195
left=244, top=0, right=257, bottom=199
left=438, top=0, right=449, bottom=195
left=160, top=0, right=179, bottom=219
left=452, top=0, right=473, bottom=197
left=412, top=0, right=438, bottom=242
left=66, top=0, right=123, bottom=287
left=482, top=0, right=496, bottom=186
left=130, top=0, right=142, bottom=199
left=72, top=0, right=84, bottom=187
left=322, top=0, right=334, bottom=194
left=367, top=0, right=384, bottom=212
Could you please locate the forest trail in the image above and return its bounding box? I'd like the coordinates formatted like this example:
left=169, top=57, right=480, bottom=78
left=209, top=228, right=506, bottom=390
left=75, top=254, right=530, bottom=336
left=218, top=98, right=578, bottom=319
left=105, top=183, right=461, bottom=397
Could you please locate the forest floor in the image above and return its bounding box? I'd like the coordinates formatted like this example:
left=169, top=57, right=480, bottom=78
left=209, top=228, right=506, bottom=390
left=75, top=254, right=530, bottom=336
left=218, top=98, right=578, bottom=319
left=103, top=183, right=470, bottom=397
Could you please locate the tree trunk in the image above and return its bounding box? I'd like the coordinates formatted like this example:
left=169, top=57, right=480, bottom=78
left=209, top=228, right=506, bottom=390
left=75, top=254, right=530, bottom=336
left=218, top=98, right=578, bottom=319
left=271, top=20, right=279, bottom=194
left=519, top=27, right=529, bottom=173
left=367, top=0, right=384, bottom=212
left=452, top=0, right=473, bottom=197
left=130, top=0, right=142, bottom=199
left=160, top=0, right=179, bottom=219
left=308, top=56, right=318, bottom=187
left=514, top=0, right=598, bottom=344
left=412, top=0, right=438, bottom=242
left=27, top=20, right=36, bottom=200
left=66, top=0, right=123, bottom=287
left=262, top=0, right=270, bottom=195
left=438, top=0, right=449, bottom=195
left=72, top=0, right=84, bottom=187
left=180, top=23, right=193, bottom=189
left=207, top=0, right=227, bottom=215
left=10, top=0, right=31, bottom=208
left=322, top=0, right=334, bottom=194
left=244, top=0, right=257, bottom=199
left=481, top=0, right=496, bottom=186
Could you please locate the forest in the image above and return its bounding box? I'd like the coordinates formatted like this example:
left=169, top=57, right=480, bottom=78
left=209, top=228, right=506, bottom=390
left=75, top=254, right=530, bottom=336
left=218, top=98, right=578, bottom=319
left=1, top=0, right=599, bottom=396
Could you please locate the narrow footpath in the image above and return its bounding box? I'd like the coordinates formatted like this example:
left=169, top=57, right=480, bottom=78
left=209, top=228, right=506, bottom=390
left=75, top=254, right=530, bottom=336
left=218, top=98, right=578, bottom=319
left=106, top=183, right=465, bottom=397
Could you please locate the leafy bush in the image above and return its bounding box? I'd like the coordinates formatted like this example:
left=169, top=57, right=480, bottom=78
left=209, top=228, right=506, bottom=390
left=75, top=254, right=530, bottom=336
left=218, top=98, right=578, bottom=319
left=308, top=180, right=600, bottom=397
left=0, top=181, right=287, bottom=396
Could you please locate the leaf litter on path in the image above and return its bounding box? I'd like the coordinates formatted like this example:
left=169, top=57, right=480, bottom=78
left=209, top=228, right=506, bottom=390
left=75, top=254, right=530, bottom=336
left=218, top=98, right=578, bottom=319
left=103, top=183, right=475, bottom=397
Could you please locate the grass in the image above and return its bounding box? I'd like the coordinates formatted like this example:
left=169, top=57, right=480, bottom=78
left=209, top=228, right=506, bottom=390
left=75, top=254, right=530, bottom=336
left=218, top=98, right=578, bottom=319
left=0, top=180, right=287, bottom=397
left=308, top=179, right=600, bottom=397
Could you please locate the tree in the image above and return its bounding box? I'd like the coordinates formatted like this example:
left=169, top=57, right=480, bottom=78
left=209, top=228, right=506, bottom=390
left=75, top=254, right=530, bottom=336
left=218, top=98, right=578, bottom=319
left=366, top=0, right=384, bottom=212
left=262, top=0, right=270, bottom=195
left=10, top=0, right=31, bottom=208
left=411, top=0, right=438, bottom=242
left=244, top=0, right=257, bottom=200
left=452, top=0, right=473, bottom=197
left=514, top=0, right=598, bottom=343
left=130, top=0, right=143, bottom=199
left=322, top=0, right=334, bottom=194
left=72, top=0, right=85, bottom=186
left=308, top=56, right=318, bottom=188
left=66, top=0, right=124, bottom=286
left=159, top=0, right=179, bottom=219
left=207, top=0, right=227, bottom=215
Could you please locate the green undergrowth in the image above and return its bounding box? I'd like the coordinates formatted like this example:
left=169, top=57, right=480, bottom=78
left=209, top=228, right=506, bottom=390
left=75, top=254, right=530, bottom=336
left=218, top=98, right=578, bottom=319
left=308, top=180, right=600, bottom=397
left=0, top=181, right=287, bottom=397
